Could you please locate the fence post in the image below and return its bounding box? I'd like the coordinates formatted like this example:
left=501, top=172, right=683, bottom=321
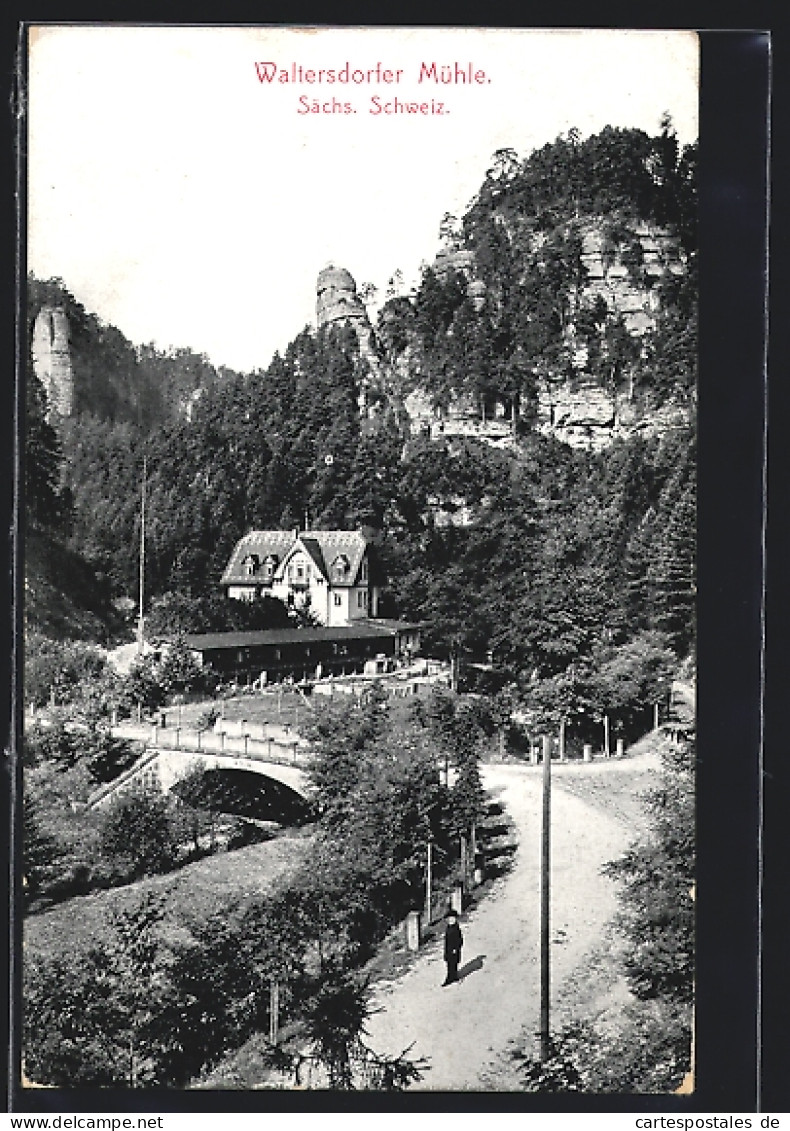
left=405, top=910, right=421, bottom=952
left=583, top=743, right=592, bottom=762
left=269, top=980, right=280, bottom=1045
left=424, top=841, right=433, bottom=926
left=616, top=737, right=625, bottom=757
left=603, top=714, right=610, bottom=758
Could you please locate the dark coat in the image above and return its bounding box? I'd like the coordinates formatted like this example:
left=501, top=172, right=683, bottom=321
left=444, top=920, right=463, bottom=959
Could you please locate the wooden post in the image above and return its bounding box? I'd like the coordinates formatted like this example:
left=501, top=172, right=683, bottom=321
left=405, top=910, right=421, bottom=952
left=603, top=714, right=610, bottom=758
left=539, top=734, right=552, bottom=1061
left=424, top=841, right=433, bottom=926
left=653, top=702, right=660, bottom=731
left=269, top=980, right=280, bottom=1045
left=559, top=719, right=566, bottom=762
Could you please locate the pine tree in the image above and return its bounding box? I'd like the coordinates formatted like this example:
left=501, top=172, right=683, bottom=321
left=649, top=482, right=696, bottom=656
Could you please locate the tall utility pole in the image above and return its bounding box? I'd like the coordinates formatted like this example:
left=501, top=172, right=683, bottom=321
left=137, top=456, right=147, bottom=655
left=539, top=733, right=552, bottom=1061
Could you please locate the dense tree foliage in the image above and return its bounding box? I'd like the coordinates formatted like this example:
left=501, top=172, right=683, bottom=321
left=604, top=732, right=695, bottom=1002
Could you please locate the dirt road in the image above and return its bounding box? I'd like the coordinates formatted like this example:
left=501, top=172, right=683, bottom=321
left=364, top=760, right=639, bottom=1091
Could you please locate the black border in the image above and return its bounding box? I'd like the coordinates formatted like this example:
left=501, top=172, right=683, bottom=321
left=5, top=22, right=770, bottom=1114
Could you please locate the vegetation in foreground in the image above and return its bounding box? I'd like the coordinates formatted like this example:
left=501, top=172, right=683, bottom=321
left=23, top=688, right=488, bottom=1088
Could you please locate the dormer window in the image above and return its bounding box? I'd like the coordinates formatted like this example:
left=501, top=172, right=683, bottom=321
left=242, top=554, right=260, bottom=577
left=262, top=554, right=278, bottom=580
left=331, top=554, right=351, bottom=582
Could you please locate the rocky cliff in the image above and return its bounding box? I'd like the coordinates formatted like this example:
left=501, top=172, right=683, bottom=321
left=32, top=306, right=74, bottom=421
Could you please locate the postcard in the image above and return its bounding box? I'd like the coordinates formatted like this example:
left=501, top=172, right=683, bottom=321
left=17, top=23, right=741, bottom=1108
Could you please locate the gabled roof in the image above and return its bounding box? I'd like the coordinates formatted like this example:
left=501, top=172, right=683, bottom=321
left=279, top=535, right=329, bottom=582
left=308, top=530, right=368, bottom=586
left=222, top=529, right=371, bottom=588
left=221, top=530, right=295, bottom=586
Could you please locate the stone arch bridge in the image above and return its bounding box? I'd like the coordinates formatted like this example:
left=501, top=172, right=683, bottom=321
left=87, top=745, right=314, bottom=825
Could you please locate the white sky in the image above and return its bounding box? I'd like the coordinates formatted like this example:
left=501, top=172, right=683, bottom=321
left=28, top=26, right=698, bottom=374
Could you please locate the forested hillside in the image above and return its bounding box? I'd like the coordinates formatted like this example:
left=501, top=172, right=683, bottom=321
left=26, top=121, right=696, bottom=685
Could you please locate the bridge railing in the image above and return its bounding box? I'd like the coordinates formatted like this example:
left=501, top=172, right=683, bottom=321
left=143, top=725, right=311, bottom=766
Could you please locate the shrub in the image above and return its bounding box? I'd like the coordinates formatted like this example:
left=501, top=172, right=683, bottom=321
left=99, top=788, right=178, bottom=878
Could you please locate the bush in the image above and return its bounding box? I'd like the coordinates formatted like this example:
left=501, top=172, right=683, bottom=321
left=25, top=634, right=109, bottom=709
left=99, top=788, right=178, bottom=878
left=604, top=734, right=695, bottom=1002
left=517, top=1001, right=692, bottom=1093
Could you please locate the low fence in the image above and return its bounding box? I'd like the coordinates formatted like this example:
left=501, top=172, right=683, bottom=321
left=115, top=722, right=309, bottom=766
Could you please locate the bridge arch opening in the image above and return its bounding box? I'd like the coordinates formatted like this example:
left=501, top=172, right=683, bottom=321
left=171, top=767, right=314, bottom=827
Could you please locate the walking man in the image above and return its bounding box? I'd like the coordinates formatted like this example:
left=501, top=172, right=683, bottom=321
left=443, top=911, right=463, bottom=985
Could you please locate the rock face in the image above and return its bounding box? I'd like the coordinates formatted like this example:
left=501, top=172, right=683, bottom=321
left=315, top=226, right=692, bottom=452
left=577, top=220, right=685, bottom=338
left=535, top=378, right=691, bottom=452
left=32, top=306, right=74, bottom=420
left=315, top=264, right=381, bottom=415
left=316, top=264, right=368, bottom=329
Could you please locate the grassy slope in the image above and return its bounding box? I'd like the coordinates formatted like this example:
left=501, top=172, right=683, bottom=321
left=24, top=828, right=312, bottom=962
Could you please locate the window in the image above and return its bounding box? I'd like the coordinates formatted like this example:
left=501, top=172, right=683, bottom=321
left=331, top=554, right=351, bottom=581
left=357, top=591, right=365, bottom=608
left=242, top=554, right=259, bottom=577
left=333, top=594, right=342, bottom=607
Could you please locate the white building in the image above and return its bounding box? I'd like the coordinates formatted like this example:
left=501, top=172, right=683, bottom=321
left=221, top=529, right=381, bottom=628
